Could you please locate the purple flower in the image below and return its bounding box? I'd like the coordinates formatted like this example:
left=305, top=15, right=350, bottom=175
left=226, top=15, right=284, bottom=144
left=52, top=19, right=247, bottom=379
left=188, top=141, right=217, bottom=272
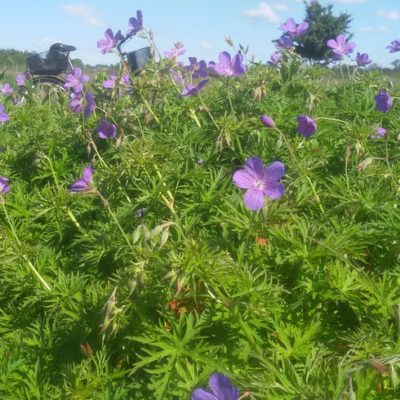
left=97, top=28, right=124, bottom=54
left=127, top=10, right=143, bottom=38
left=276, top=35, right=293, bottom=50
left=69, top=92, right=83, bottom=113
left=0, top=176, right=10, bottom=195
left=84, top=92, right=96, bottom=118
left=70, top=165, right=95, bottom=193
left=280, top=18, right=309, bottom=38
left=356, top=52, right=371, bottom=67
left=233, top=157, right=285, bottom=211
left=369, top=127, right=387, bottom=139
left=136, top=208, right=144, bottom=218
left=103, top=72, right=117, bottom=89
left=182, top=80, right=208, bottom=97
left=327, top=34, right=356, bottom=59
left=96, top=120, right=117, bottom=139
left=374, top=90, right=393, bottom=113
left=297, top=115, right=317, bottom=137
left=120, top=73, right=130, bottom=85
left=16, top=72, right=26, bottom=86
left=64, top=68, right=90, bottom=93
left=0, top=104, right=9, bottom=123
left=211, top=51, right=246, bottom=77
left=164, top=42, right=186, bottom=60
left=260, top=115, right=276, bottom=128
left=0, top=83, right=13, bottom=96
left=186, top=57, right=208, bottom=79
left=191, top=373, right=239, bottom=400
left=386, top=39, right=400, bottom=53
left=268, top=52, right=281, bottom=66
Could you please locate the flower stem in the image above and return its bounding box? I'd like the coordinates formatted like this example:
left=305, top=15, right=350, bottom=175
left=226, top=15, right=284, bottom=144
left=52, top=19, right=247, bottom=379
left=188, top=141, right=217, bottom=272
left=97, top=191, right=133, bottom=249
left=198, top=94, right=219, bottom=130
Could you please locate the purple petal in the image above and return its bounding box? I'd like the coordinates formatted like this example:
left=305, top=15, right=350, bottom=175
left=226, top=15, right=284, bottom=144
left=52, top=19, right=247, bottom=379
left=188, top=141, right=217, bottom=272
left=327, top=39, right=337, bottom=49
left=83, top=165, right=94, bottom=183
left=209, top=373, right=239, bottom=400
left=244, top=188, right=265, bottom=210
left=263, top=181, right=285, bottom=200
left=232, top=169, right=254, bottom=189
left=70, top=178, right=89, bottom=192
left=218, top=52, right=231, bottom=70
left=245, top=157, right=264, bottom=179
left=191, top=388, right=218, bottom=400
left=264, top=161, right=285, bottom=182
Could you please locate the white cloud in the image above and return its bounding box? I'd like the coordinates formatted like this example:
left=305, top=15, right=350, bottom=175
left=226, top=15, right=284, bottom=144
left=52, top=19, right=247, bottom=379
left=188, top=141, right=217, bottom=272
left=377, top=9, right=400, bottom=20
left=60, top=4, right=104, bottom=26
left=243, top=2, right=287, bottom=24
left=199, top=41, right=212, bottom=49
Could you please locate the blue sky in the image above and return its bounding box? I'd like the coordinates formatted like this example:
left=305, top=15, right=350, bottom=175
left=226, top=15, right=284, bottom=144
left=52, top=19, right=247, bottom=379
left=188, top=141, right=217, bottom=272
left=1, top=0, right=399, bottom=67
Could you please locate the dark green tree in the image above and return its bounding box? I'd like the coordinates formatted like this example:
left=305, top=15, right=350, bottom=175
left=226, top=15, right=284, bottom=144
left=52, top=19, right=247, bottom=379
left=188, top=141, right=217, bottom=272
left=295, top=0, right=352, bottom=63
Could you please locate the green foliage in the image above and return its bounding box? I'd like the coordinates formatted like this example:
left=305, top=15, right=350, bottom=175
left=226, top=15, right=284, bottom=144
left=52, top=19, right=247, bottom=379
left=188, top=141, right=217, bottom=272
left=296, top=0, right=353, bottom=62
left=1, top=45, right=400, bottom=400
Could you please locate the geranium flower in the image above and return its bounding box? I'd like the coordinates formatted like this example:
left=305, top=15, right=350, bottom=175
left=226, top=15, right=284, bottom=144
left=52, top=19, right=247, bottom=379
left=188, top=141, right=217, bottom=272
left=369, top=127, right=387, bottom=139
left=260, top=115, right=276, bottom=128
left=327, top=34, right=356, bottom=59
left=297, top=115, right=317, bottom=137
left=186, top=57, right=208, bottom=79
left=374, top=90, right=393, bottom=113
left=182, top=79, right=208, bottom=97
left=211, top=51, right=246, bottom=77
left=97, top=28, right=124, bottom=54
left=268, top=52, right=281, bottom=66
left=280, top=18, right=309, bottom=38
left=0, top=176, right=10, bottom=195
left=96, top=120, right=117, bottom=139
left=276, top=35, right=293, bottom=50
left=16, top=72, right=26, bottom=86
left=70, top=165, right=95, bottom=193
left=103, top=72, right=117, bottom=89
left=120, top=73, right=130, bottom=85
left=84, top=92, right=96, bottom=118
left=386, top=39, right=400, bottom=53
left=69, top=92, right=83, bottom=113
left=233, top=157, right=285, bottom=211
left=126, top=10, right=143, bottom=38
left=356, top=52, right=371, bottom=67
left=164, top=42, right=186, bottom=60
left=192, top=373, right=239, bottom=400
left=0, top=83, right=13, bottom=96
left=0, top=104, right=9, bottom=122
left=64, top=68, right=90, bottom=93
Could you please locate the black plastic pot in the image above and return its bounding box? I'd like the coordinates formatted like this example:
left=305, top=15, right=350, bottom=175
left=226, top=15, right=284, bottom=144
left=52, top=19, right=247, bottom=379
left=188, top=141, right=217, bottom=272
left=127, top=47, right=152, bottom=75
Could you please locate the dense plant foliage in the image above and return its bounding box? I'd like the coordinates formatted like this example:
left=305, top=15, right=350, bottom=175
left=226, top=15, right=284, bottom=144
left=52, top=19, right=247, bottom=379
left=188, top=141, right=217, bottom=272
left=1, top=15, right=400, bottom=400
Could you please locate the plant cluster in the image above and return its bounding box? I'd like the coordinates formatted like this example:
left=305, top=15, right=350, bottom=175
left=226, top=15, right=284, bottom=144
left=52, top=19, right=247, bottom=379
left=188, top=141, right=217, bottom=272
left=0, top=8, right=400, bottom=400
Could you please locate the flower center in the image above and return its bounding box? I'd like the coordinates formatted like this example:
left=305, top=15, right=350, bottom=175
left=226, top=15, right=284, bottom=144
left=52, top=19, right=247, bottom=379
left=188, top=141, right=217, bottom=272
left=253, top=180, right=265, bottom=190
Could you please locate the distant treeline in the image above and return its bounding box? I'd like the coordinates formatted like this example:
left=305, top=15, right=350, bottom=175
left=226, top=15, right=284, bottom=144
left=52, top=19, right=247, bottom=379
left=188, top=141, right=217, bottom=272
left=0, top=48, right=114, bottom=73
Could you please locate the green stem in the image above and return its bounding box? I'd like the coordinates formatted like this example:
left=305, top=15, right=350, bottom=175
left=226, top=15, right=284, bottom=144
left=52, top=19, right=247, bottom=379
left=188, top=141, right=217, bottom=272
left=198, top=94, right=219, bottom=130
left=306, top=176, right=325, bottom=213
left=97, top=191, right=133, bottom=249
left=139, top=91, right=160, bottom=124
